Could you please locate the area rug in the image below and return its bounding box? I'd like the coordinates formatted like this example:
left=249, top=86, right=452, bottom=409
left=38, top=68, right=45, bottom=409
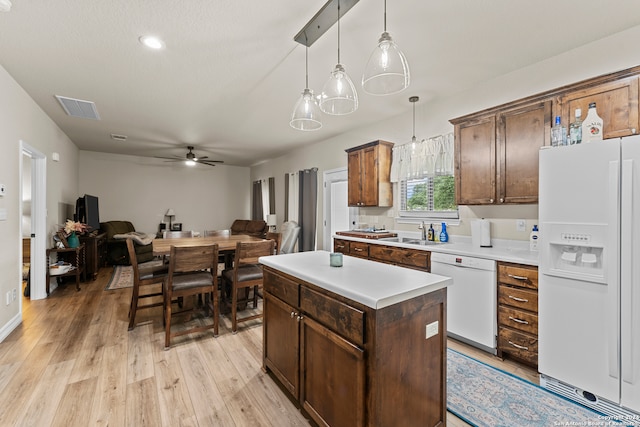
left=447, top=348, right=622, bottom=426
left=105, top=265, right=134, bottom=290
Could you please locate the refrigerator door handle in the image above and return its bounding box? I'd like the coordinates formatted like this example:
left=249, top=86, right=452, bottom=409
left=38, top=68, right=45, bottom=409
left=621, top=159, right=633, bottom=384
left=607, top=160, right=621, bottom=380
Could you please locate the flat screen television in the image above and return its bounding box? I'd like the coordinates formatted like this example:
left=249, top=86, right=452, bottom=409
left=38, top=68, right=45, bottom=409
left=75, top=194, right=100, bottom=233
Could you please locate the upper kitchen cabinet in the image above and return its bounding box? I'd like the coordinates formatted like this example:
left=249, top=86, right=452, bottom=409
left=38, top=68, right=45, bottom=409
left=558, top=74, right=639, bottom=139
left=346, top=140, right=393, bottom=207
left=452, top=100, right=551, bottom=205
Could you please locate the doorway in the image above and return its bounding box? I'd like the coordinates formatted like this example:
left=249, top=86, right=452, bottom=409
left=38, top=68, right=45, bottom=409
left=322, top=168, right=357, bottom=251
left=20, top=141, right=47, bottom=301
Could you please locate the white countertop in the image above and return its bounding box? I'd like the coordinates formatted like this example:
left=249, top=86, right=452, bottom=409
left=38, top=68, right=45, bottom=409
left=333, top=233, right=539, bottom=266
left=259, top=250, right=452, bottom=309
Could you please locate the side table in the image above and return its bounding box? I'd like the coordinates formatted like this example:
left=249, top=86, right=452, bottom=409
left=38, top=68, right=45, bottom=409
left=46, top=243, right=86, bottom=294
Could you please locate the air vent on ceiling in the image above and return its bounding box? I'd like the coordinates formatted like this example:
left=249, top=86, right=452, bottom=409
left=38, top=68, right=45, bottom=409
left=55, top=95, right=101, bottom=120
left=110, top=134, right=128, bottom=141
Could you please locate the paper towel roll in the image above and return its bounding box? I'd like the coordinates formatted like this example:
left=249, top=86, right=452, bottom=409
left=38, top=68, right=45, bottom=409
left=471, top=219, right=492, bottom=247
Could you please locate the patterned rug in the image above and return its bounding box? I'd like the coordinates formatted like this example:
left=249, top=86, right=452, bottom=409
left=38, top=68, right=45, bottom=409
left=447, top=349, right=622, bottom=426
left=105, top=265, right=134, bottom=290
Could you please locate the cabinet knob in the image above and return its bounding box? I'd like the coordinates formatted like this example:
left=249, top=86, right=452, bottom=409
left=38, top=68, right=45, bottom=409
left=296, top=315, right=304, bottom=322
left=489, top=198, right=494, bottom=203
left=290, top=311, right=296, bottom=318
left=499, top=198, right=504, bottom=203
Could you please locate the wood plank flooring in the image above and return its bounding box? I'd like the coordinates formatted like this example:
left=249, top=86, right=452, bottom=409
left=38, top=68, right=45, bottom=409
left=6, top=268, right=538, bottom=426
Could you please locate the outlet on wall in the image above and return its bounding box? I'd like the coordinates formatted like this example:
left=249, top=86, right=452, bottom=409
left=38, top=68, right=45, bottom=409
left=5, top=291, right=10, bottom=306
left=516, top=219, right=526, bottom=232
left=12, top=288, right=16, bottom=302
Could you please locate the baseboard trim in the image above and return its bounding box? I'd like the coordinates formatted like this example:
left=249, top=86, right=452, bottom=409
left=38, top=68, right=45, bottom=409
left=0, top=312, right=22, bottom=343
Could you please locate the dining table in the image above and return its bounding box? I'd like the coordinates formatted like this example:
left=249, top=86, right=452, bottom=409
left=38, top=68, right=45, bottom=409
left=152, top=234, right=264, bottom=257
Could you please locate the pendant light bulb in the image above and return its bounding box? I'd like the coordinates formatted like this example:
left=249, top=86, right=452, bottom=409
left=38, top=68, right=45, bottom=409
left=290, top=46, right=322, bottom=131
left=320, top=0, right=358, bottom=115
left=409, top=96, right=419, bottom=147
left=362, top=0, right=410, bottom=95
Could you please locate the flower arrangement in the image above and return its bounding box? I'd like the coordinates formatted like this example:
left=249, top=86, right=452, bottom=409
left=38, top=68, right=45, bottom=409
left=62, top=219, right=90, bottom=236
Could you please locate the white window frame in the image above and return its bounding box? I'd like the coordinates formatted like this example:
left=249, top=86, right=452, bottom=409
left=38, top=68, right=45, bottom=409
left=395, top=176, right=460, bottom=225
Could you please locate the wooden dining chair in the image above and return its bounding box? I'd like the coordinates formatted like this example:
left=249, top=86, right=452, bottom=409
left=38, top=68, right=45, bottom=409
left=125, top=238, right=169, bottom=331
left=266, top=232, right=282, bottom=255
left=221, top=240, right=274, bottom=333
left=163, top=230, right=194, bottom=239
left=203, top=229, right=231, bottom=237
left=163, top=244, right=219, bottom=349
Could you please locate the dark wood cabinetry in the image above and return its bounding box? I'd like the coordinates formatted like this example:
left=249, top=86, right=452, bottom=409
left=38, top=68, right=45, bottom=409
left=334, top=239, right=431, bottom=272
left=453, top=100, right=550, bottom=205
left=79, top=232, right=106, bottom=280
left=559, top=74, right=639, bottom=139
left=452, top=65, right=640, bottom=205
left=263, top=267, right=446, bottom=427
left=496, top=262, right=539, bottom=367
left=346, top=140, right=393, bottom=207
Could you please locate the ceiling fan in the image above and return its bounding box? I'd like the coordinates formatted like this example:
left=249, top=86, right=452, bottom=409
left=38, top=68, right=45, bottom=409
left=155, top=146, right=223, bottom=167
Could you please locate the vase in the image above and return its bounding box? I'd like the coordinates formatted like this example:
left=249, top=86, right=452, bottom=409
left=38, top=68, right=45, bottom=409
left=67, top=231, right=80, bottom=248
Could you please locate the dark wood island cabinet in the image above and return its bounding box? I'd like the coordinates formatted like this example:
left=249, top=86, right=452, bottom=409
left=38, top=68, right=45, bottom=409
left=260, top=251, right=451, bottom=427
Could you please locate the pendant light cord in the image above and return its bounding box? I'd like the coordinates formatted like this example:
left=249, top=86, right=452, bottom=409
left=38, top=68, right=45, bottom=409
left=383, top=0, right=387, bottom=32
left=305, top=46, right=309, bottom=88
left=412, top=99, right=416, bottom=142
left=337, top=0, right=341, bottom=64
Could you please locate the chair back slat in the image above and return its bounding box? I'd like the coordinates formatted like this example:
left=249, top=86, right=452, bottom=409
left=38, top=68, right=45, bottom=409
left=203, top=229, right=231, bottom=237
left=163, top=230, right=194, bottom=239
left=169, top=244, right=218, bottom=274
left=125, top=238, right=140, bottom=282
left=234, top=240, right=274, bottom=267
left=265, top=232, right=282, bottom=255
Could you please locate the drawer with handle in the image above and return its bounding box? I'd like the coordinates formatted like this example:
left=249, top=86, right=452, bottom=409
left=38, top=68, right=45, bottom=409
left=349, top=241, right=369, bottom=258
left=498, top=306, right=538, bottom=335
left=498, top=264, right=538, bottom=290
left=498, top=327, right=538, bottom=366
left=498, top=284, right=538, bottom=312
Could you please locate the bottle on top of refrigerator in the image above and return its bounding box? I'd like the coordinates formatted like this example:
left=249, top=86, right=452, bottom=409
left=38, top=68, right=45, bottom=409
left=427, top=223, right=435, bottom=241
left=530, top=224, right=539, bottom=251
left=569, top=108, right=582, bottom=145
left=581, top=102, right=603, bottom=143
left=551, top=116, right=567, bottom=147
left=439, top=222, right=449, bottom=243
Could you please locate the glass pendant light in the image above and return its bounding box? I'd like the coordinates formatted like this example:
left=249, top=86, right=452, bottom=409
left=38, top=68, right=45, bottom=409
left=362, top=0, right=410, bottom=95
left=409, top=95, right=418, bottom=147
left=290, top=46, right=322, bottom=131
left=320, top=0, right=358, bottom=115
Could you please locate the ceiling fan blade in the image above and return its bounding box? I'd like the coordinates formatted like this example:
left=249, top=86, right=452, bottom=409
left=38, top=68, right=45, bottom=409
left=199, top=159, right=224, bottom=164
left=154, top=156, right=183, bottom=161
left=198, top=155, right=209, bottom=160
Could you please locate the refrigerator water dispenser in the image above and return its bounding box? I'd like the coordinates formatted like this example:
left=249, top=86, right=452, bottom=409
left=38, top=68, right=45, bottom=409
left=541, top=222, right=607, bottom=284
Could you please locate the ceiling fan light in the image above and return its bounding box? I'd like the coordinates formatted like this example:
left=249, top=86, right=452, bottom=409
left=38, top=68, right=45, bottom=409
left=185, top=160, right=196, bottom=166
left=362, top=32, right=410, bottom=95
left=320, top=64, right=358, bottom=115
left=290, top=88, right=322, bottom=131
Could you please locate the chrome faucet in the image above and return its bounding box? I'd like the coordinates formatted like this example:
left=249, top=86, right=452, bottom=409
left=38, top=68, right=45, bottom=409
left=420, top=221, right=427, bottom=240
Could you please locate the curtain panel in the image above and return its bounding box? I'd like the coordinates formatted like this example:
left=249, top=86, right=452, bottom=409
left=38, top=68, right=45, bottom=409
left=390, top=132, right=454, bottom=183
left=252, top=180, right=263, bottom=220
left=298, top=168, right=318, bottom=252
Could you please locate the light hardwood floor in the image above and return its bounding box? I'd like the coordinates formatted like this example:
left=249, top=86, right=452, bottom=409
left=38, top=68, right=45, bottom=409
left=4, top=268, right=537, bottom=426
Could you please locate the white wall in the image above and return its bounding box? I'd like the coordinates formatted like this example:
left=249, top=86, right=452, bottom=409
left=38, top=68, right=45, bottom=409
left=79, top=151, right=251, bottom=235
left=252, top=25, right=640, bottom=249
left=0, top=64, right=80, bottom=338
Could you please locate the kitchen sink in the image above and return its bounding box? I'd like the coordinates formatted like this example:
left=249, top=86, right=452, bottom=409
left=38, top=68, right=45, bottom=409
left=379, top=237, right=445, bottom=246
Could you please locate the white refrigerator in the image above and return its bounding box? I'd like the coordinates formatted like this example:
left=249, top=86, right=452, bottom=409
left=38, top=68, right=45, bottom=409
left=538, top=137, right=640, bottom=420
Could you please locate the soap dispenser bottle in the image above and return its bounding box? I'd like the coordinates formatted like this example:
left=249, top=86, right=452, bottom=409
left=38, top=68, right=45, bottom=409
left=530, top=225, right=539, bottom=251
left=428, top=224, right=435, bottom=241
left=439, top=222, right=449, bottom=243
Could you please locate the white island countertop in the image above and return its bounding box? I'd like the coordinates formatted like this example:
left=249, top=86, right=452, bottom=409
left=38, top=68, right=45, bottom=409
left=259, top=250, right=452, bottom=309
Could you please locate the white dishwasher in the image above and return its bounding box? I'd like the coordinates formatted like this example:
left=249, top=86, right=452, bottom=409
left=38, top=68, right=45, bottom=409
left=430, top=252, right=497, bottom=353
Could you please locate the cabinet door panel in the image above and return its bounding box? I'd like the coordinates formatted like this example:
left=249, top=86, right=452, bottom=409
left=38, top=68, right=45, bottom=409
left=498, top=100, right=550, bottom=203
left=561, top=77, right=639, bottom=139
left=368, top=244, right=430, bottom=270
left=347, top=150, right=362, bottom=206
left=300, top=316, right=365, bottom=427
left=455, top=116, right=496, bottom=204
left=263, top=294, right=300, bottom=397
left=361, top=146, right=379, bottom=206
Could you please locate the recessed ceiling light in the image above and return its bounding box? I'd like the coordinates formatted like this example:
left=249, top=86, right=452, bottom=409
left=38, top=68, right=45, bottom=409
left=139, top=35, right=165, bottom=50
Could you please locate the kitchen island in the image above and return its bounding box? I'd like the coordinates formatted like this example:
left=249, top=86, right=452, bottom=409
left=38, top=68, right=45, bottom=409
left=259, top=250, right=452, bottom=427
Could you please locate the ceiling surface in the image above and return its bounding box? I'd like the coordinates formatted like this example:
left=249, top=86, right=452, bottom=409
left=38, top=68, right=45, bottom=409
left=2, top=0, right=640, bottom=166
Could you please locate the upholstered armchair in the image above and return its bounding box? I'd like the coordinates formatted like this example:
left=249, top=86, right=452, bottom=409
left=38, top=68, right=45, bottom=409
left=101, top=221, right=154, bottom=265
